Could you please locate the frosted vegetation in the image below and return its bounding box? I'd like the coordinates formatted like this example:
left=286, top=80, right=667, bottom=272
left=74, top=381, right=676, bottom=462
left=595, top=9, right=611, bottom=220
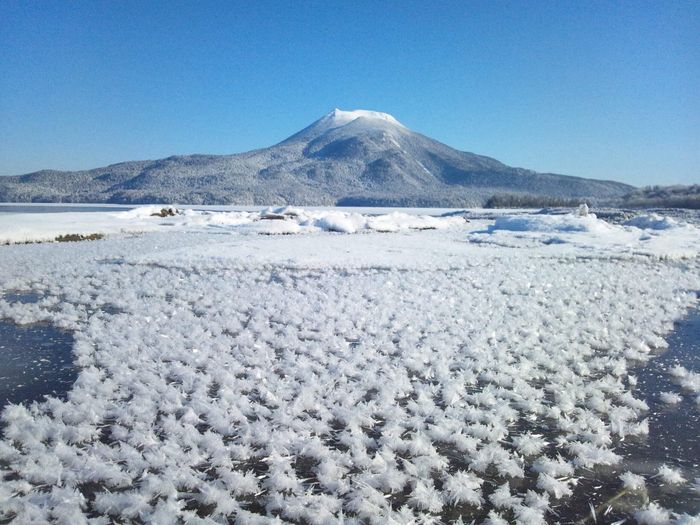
left=0, top=206, right=699, bottom=523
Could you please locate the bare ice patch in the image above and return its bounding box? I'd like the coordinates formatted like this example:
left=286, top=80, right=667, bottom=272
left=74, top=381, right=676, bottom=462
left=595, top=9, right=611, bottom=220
left=0, top=318, right=75, bottom=410
left=544, top=308, right=700, bottom=522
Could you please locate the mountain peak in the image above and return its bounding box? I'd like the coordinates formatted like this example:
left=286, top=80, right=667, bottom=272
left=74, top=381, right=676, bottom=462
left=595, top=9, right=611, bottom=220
left=1, top=109, right=634, bottom=206
left=324, top=108, right=405, bottom=128
left=279, top=108, right=407, bottom=145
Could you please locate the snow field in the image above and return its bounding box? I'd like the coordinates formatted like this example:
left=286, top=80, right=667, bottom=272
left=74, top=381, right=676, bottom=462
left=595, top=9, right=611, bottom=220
left=0, top=206, right=466, bottom=244
left=0, top=212, right=699, bottom=523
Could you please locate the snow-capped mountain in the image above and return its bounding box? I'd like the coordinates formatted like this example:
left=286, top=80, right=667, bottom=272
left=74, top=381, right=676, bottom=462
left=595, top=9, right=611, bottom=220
left=0, top=109, right=633, bottom=206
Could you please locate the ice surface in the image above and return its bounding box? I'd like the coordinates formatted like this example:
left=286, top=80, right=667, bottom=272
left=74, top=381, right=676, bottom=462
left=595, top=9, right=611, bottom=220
left=0, top=319, right=75, bottom=409
left=1, top=208, right=699, bottom=522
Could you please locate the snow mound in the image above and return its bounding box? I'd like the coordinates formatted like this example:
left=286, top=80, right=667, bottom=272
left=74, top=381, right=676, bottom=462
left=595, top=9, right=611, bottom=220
left=491, top=213, right=612, bottom=233
left=115, top=205, right=179, bottom=219
left=0, top=206, right=466, bottom=244
left=114, top=206, right=468, bottom=235
left=467, top=209, right=700, bottom=258
left=625, top=214, right=683, bottom=230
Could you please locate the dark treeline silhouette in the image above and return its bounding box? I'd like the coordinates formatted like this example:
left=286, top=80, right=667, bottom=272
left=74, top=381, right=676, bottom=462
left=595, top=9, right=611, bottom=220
left=484, top=193, right=586, bottom=208
left=619, top=185, right=700, bottom=209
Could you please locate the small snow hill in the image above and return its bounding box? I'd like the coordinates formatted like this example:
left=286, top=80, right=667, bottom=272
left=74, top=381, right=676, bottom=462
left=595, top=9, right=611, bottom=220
left=0, top=109, right=633, bottom=206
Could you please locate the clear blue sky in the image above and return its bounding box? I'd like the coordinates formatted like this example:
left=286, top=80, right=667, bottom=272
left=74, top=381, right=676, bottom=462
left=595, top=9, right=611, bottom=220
left=1, top=0, right=698, bottom=186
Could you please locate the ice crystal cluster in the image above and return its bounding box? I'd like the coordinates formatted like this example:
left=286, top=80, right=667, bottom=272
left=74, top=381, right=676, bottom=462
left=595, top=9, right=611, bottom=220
left=0, top=208, right=699, bottom=523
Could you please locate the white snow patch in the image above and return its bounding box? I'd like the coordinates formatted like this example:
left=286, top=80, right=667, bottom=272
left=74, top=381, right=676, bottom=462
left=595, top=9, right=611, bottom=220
left=491, top=213, right=612, bottom=234
left=324, top=108, right=406, bottom=128
left=0, top=206, right=466, bottom=244
left=625, top=213, right=683, bottom=230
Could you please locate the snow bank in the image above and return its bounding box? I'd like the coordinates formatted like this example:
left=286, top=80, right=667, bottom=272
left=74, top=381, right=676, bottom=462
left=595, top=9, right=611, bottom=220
left=625, top=213, right=683, bottom=230
left=116, top=205, right=178, bottom=219
left=491, top=212, right=612, bottom=233
left=0, top=206, right=466, bottom=244
left=309, top=211, right=367, bottom=233
left=468, top=210, right=700, bottom=259
left=0, top=211, right=166, bottom=244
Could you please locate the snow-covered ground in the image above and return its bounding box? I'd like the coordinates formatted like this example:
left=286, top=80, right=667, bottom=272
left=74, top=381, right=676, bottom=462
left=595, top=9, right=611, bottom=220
left=0, top=205, right=470, bottom=244
left=1, top=206, right=699, bottom=523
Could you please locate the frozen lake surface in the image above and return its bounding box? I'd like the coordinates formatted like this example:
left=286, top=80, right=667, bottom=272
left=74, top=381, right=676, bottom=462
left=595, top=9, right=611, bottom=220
left=0, top=204, right=135, bottom=214
left=1, top=205, right=699, bottom=523
left=0, top=317, right=75, bottom=410
left=554, top=308, right=700, bottom=522
left=1, top=307, right=696, bottom=521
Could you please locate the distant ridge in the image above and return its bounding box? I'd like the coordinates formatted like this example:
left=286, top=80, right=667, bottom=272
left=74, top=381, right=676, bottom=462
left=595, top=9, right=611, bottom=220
left=0, top=109, right=633, bottom=206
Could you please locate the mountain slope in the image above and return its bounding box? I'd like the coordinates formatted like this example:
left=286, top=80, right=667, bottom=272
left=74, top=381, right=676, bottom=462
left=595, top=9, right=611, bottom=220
left=0, top=109, right=633, bottom=206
